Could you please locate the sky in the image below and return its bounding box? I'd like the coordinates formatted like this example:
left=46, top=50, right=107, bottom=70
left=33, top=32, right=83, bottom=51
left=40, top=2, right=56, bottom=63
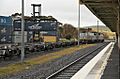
left=0, top=0, right=105, bottom=27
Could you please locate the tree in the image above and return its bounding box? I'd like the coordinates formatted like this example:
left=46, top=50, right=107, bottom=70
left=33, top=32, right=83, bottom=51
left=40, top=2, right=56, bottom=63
left=65, top=34, right=72, bottom=40
left=60, top=24, right=78, bottom=39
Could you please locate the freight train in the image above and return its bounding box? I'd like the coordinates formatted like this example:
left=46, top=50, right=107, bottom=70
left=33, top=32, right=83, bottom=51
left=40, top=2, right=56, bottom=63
left=0, top=34, right=104, bottom=60
left=0, top=16, right=105, bottom=60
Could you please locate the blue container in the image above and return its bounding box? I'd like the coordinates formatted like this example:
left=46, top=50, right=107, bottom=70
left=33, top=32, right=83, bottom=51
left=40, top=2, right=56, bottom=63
left=0, top=25, right=12, bottom=44
left=13, top=21, right=57, bottom=31
left=26, top=22, right=57, bottom=31
left=40, top=22, right=57, bottom=31
left=0, top=26, right=12, bottom=35
left=0, top=34, right=12, bottom=43
left=0, top=16, right=12, bottom=26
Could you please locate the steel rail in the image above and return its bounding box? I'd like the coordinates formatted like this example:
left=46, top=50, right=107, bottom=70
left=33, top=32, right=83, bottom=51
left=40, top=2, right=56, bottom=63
left=46, top=43, right=108, bottom=79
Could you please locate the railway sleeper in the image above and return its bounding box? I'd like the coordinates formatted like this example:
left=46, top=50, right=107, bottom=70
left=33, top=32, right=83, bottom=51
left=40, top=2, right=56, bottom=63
left=62, top=69, right=78, bottom=73
left=60, top=73, right=75, bottom=75
left=55, top=76, right=72, bottom=79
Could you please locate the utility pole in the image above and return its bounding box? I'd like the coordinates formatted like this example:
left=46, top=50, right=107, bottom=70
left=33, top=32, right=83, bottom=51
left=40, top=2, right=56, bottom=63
left=117, top=5, right=120, bottom=49
left=21, top=0, right=25, bottom=62
left=78, top=0, right=81, bottom=46
left=97, top=20, right=99, bottom=42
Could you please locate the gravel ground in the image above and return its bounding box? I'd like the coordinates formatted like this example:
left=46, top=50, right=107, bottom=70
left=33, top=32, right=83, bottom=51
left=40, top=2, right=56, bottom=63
left=0, top=47, right=67, bottom=67
left=0, top=43, right=108, bottom=79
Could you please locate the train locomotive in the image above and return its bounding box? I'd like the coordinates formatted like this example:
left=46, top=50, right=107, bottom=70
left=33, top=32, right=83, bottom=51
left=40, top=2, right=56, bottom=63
left=80, top=32, right=104, bottom=43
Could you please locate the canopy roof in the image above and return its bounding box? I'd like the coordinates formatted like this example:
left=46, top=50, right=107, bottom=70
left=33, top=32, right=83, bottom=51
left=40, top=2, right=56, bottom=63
left=80, top=0, right=119, bottom=32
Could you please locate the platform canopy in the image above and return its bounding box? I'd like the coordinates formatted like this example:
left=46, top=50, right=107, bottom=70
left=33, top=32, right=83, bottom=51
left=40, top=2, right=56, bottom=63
left=80, top=0, right=120, bottom=32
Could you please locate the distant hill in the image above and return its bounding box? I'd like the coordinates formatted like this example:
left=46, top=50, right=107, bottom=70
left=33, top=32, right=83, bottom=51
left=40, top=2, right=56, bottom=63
left=84, top=26, right=112, bottom=32
left=84, top=26, right=116, bottom=39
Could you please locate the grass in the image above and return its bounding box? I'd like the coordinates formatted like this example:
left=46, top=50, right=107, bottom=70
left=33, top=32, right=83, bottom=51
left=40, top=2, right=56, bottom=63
left=0, top=44, right=96, bottom=76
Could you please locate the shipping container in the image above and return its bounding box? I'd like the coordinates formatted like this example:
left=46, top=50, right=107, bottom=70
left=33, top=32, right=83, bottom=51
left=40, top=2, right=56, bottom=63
left=27, top=31, right=57, bottom=43
left=13, top=21, right=57, bottom=31
left=0, top=34, right=12, bottom=44
left=43, top=36, right=57, bottom=43
left=0, top=16, right=12, bottom=26
left=0, top=25, right=12, bottom=44
left=40, top=31, right=57, bottom=36
left=0, top=16, right=13, bottom=43
left=13, top=20, right=58, bottom=43
left=0, top=26, right=12, bottom=35
left=13, top=31, right=27, bottom=43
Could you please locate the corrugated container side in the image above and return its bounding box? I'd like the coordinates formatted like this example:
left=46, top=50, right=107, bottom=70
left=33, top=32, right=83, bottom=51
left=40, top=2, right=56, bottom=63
left=0, top=16, right=12, bottom=26
left=13, top=31, right=27, bottom=43
left=43, top=36, right=57, bottom=43
left=0, top=34, right=12, bottom=43
left=0, top=19, right=13, bottom=43
left=13, top=21, right=57, bottom=31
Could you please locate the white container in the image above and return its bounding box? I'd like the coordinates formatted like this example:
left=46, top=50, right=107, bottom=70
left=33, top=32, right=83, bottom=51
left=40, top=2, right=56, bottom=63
left=13, top=31, right=27, bottom=43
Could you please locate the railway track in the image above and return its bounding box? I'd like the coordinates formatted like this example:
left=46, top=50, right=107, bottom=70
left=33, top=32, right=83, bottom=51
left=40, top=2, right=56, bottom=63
left=1, top=43, right=108, bottom=79
left=46, top=43, right=108, bottom=79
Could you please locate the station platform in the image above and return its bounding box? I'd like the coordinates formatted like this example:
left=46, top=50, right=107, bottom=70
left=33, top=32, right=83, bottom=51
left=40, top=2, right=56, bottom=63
left=71, top=42, right=119, bottom=79
left=101, top=43, right=119, bottom=79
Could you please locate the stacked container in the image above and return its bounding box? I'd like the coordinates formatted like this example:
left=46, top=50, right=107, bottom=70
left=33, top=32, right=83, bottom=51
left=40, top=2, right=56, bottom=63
left=13, top=20, right=58, bottom=43
left=0, top=16, right=12, bottom=43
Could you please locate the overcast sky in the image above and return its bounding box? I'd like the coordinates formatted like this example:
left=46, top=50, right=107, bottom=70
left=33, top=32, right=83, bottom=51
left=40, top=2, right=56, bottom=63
left=0, top=0, right=105, bottom=27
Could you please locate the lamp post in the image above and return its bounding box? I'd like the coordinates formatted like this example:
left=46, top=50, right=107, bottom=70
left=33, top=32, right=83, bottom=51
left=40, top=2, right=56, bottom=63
left=78, top=0, right=81, bottom=46
left=21, top=0, right=25, bottom=62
